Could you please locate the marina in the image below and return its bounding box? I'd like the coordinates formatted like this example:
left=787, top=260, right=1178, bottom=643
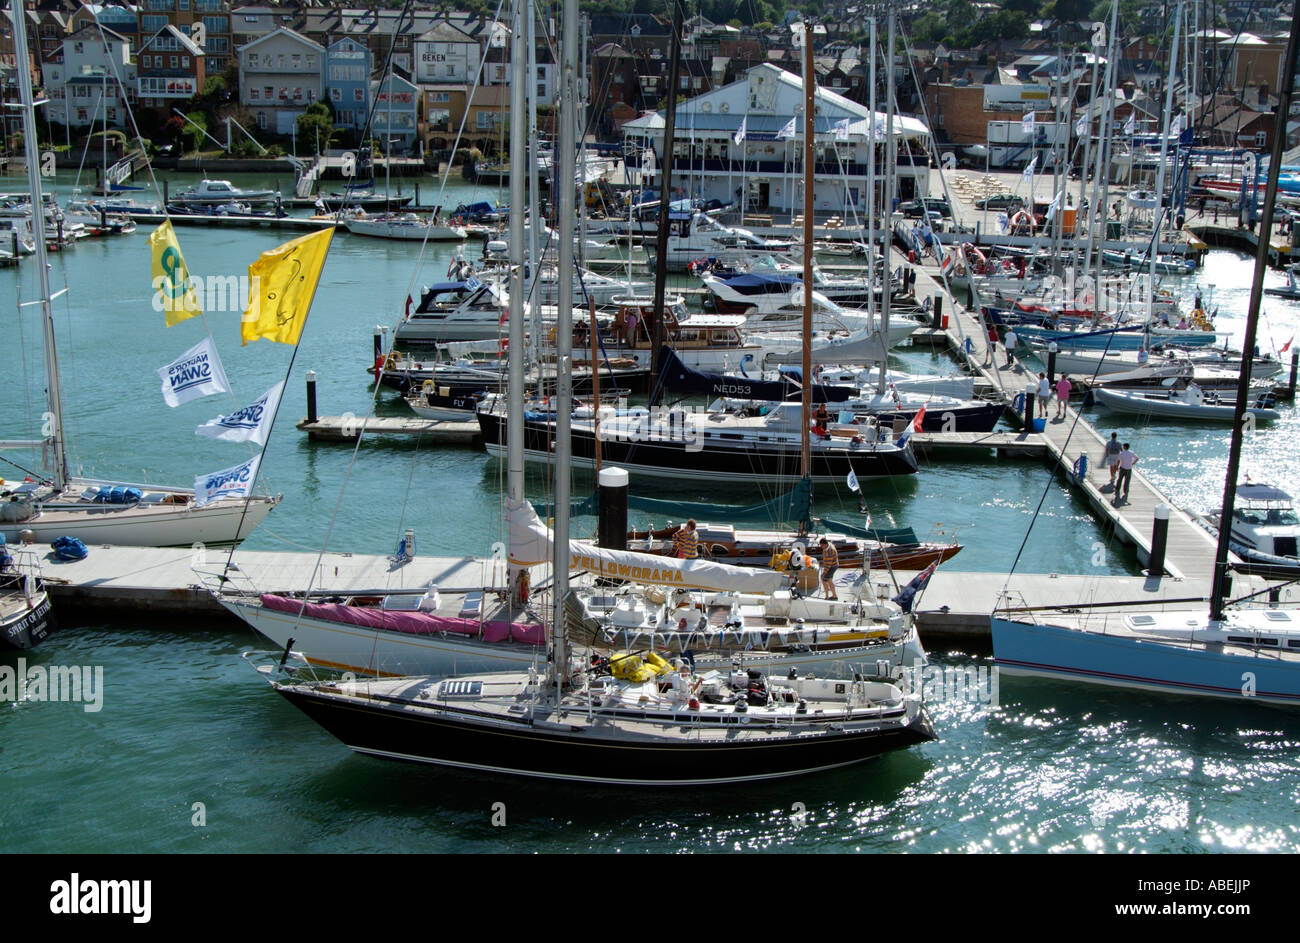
left=2, top=0, right=1299, bottom=859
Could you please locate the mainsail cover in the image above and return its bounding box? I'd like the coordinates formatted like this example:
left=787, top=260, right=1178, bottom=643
left=533, top=478, right=814, bottom=528
left=655, top=348, right=852, bottom=403
left=508, top=499, right=786, bottom=593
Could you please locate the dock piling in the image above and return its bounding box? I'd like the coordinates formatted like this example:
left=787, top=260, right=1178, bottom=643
left=306, top=370, right=318, bottom=424
left=1147, top=504, right=1169, bottom=576
left=931, top=295, right=943, bottom=330
left=598, top=466, right=629, bottom=551
left=1047, top=342, right=1058, bottom=384
left=1023, top=382, right=1035, bottom=428
left=1289, top=349, right=1298, bottom=398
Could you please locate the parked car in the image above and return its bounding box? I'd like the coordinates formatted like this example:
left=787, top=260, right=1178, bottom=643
left=975, top=193, right=1024, bottom=210
left=899, top=198, right=953, bottom=219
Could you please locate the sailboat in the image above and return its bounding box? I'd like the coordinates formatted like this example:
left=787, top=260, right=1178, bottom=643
left=990, top=17, right=1300, bottom=706
left=246, top=10, right=934, bottom=783
left=0, top=6, right=278, bottom=548
left=0, top=536, right=52, bottom=650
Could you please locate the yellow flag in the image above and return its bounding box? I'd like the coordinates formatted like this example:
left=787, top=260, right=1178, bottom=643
left=150, top=219, right=202, bottom=327
left=241, top=227, right=334, bottom=346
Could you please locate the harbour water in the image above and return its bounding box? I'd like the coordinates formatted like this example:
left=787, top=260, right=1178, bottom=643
left=3, top=171, right=1300, bottom=852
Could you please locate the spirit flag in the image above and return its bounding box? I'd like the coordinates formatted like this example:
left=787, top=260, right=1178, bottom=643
left=158, top=336, right=231, bottom=407
left=1022, top=111, right=1035, bottom=135
left=194, top=454, right=262, bottom=507
left=733, top=115, right=747, bottom=145
left=846, top=469, right=860, bottom=493
left=150, top=219, right=202, bottom=327
left=1021, top=156, right=1038, bottom=181
left=834, top=118, right=851, bottom=141
left=777, top=117, right=797, bottom=140
left=195, top=380, right=285, bottom=446
left=241, top=227, right=334, bottom=346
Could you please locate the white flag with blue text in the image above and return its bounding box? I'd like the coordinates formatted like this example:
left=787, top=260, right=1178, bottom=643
left=1022, top=111, right=1034, bottom=135
left=194, top=453, right=262, bottom=507
left=1075, top=114, right=1087, bottom=136
left=846, top=469, right=860, bottom=493
left=834, top=118, right=851, bottom=141
left=1123, top=113, right=1135, bottom=135
left=158, top=336, right=232, bottom=407
left=777, top=117, right=797, bottom=140
left=1021, top=156, right=1038, bottom=181
left=195, top=380, right=285, bottom=446
left=733, top=115, right=747, bottom=145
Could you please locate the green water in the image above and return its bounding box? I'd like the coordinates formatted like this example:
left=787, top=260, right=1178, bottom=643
left=2, top=171, right=1299, bottom=852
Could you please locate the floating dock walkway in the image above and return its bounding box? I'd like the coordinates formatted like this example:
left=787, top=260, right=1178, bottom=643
left=39, top=545, right=1286, bottom=646
left=905, top=252, right=1232, bottom=581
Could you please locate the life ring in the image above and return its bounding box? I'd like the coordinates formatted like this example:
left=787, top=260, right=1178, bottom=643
left=422, top=379, right=434, bottom=392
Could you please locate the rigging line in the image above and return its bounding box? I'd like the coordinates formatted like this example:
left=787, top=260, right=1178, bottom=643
left=337, top=0, right=418, bottom=225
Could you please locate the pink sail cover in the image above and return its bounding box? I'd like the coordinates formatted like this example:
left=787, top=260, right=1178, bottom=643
left=259, top=594, right=545, bottom=645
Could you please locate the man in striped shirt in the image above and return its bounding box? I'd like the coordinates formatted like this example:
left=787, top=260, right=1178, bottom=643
left=818, top=537, right=839, bottom=600
left=673, top=519, right=699, bottom=559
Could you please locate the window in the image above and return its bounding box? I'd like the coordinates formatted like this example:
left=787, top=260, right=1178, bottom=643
left=263, top=85, right=272, bottom=98
left=178, top=0, right=189, bottom=8
left=170, top=56, right=178, bottom=68
left=330, top=87, right=340, bottom=101
left=256, top=111, right=266, bottom=129
left=293, top=87, right=303, bottom=100
left=182, top=56, right=189, bottom=67
left=428, top=108, right=450, bottom=131
left=250, top=87, right=259, bottom=99
left=305, top=55, right=315, bottom=69
left=277, top=54, right=286, bottom=68
left=279, top=86, right=288, bottom=99
left=77, top=108, right=88, bottom=121
left=354, top=88, right=364, bottom=101
left=248, top=52, right=258, bottom=68
left=291, top=54, right=300, bottom=68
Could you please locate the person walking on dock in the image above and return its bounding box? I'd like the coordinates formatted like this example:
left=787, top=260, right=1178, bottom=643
left=1003, top=328, right=1018, bottom=367
left=818, top=538, right=839, bottom=600
left=1116, top=443, right=1139, bottom=503
left=1104, top=432, right=1122, bottom=487
left=1036, top=372, right=1051, bottom=415
left=986, top=323, right=999, bottom=365
left=1054, top=374, right=1072, bottom=419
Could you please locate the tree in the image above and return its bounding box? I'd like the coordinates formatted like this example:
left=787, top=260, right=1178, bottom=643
left=296, top=102, right=336, bottom=155
left=1004, top=0, right=1042, bottom=14
left=1048, top=0, right=1094, bottom=20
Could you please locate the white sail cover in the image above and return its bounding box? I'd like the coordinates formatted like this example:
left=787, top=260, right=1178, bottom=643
left=506, top=499, right=786, bottom=594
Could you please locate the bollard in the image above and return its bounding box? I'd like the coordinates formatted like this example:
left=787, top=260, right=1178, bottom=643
left=1290, top=349, right=1298, bottom=398
left=1047, top=342, right=1059, bottom=385
left=305, top=370, right=318, bottom=424
left=931, top=295, right=943, bottom=330
left=1023, top=382, right=1035, bottom=428
left=597, top=466, right=629, bottom=552
left=373, top=325, right=386, bottom=360
left=415, top=181, right=421, bottom=207
left=163, top=180, right=169, bottom=206
left=1147, top=504, right=1169, bottom=576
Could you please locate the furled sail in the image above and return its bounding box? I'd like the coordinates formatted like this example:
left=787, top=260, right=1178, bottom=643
left=507, top=499, right=786, bottom=593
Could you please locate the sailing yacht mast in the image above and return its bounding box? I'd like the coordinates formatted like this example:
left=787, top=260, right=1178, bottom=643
left=1209, top=0, right=1300, bottom=621
left=507, top=0, right=528, bottom=604
left=648, top=0, right=684, bottom=405
left=1146, top=3, right=1182, bottom=324
left=877, top=4, right=896, bottom=395
left=800, top=21, right=813, bottom=481
left=552, top=0, right=578, bottom=687
left=10, top=0, right=69, bottom=491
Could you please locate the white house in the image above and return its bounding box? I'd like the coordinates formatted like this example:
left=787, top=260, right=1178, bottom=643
left=412, top=21, right=480, bottom=85
left=621, top=63, right=932, bottom=214
left=238, top=27, right=325, bottom=135
left=42, top=25, right=136, bottom=129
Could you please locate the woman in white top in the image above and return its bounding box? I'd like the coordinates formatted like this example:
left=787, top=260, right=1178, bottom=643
left=1036, top=373, right=1051, bottom=414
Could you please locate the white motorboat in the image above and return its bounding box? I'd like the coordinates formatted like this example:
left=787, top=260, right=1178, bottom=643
left=1092, top=382, right=1280, bottom=421
left=0, top=539, right=52, bottom=650
left=170, top=178, right=277, bottom=207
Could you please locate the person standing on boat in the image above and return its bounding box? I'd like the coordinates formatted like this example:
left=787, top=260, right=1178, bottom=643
left=1116, top=443, right=1139, bottom=502
left=1003, top=328, right=1018, bottom=367
left=1055, top=374, right=1072, bottom=419
left=1104, top=432, right=1122, bottom=487
left=673, top=519, right=699, bottom=559
left=818, top=538, right=839, bottom=600
left=1137, top=345, right=1149, bottom=365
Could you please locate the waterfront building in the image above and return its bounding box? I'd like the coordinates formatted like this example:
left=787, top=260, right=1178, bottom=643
left=621, top=62, right=932, bottom=215
left=238, top=26, right=323, bottom=135
left=371, top=71, right=418, bottom=155
left=323, top=36, right=370, bottom=139
left=41, top=24, right=135, bottom=130
left=136, top=23, right=205, bottom=115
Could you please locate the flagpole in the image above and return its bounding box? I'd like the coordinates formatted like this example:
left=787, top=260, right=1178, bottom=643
left=221, top=228, right=336, bottom=574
